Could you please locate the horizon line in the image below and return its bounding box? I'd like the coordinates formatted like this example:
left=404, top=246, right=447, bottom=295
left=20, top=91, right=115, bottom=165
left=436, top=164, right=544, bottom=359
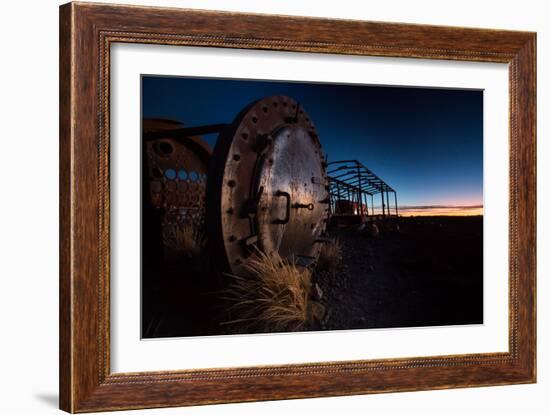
left=398, top=204, right=483, bottom=210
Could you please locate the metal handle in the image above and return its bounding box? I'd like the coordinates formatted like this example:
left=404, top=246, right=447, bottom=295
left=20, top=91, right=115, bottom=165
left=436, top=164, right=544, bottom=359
left=293, top=202, right=314, bottom=211
left=274, top=190, right=291, bottom=224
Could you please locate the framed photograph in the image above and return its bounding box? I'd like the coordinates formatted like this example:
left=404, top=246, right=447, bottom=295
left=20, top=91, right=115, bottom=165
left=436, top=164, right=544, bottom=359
left=59, top=2, right=536, bottom=412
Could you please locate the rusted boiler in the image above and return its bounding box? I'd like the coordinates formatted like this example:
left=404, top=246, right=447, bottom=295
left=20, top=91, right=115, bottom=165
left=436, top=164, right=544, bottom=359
left=207, top=96, right=330, bottom=275
left=142, top=96, right=331, bottom=275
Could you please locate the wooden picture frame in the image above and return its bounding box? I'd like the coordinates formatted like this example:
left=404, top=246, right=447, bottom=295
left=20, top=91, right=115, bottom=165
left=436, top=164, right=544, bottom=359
left=59, top=2, right=536, bottom=412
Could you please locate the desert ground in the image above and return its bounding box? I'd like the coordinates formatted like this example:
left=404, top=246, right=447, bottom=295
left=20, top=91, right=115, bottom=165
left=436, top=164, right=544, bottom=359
left=313, top=215, right=483, bottom=331
left=142, top=215, right=483, bottom=338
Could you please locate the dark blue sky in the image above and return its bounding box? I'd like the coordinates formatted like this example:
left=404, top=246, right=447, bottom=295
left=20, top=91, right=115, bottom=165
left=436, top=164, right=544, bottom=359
left=142, top=76, right=483, bottom=207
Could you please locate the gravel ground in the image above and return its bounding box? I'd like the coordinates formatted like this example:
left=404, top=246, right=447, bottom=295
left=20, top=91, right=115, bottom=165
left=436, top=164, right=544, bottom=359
left=144, top=216, right=483, bottom=337
left=313, top=216, right=483, bottom=331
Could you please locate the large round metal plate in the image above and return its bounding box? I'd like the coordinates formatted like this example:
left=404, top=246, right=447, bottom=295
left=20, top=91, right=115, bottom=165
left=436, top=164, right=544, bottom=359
left=207, top=96, right=329, bottom=275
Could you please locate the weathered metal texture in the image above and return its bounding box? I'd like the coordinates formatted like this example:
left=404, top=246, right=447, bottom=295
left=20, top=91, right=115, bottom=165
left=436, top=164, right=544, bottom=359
left=207, top=96, right=329, bottom=275
left=143, top=118, right=211, bottom=260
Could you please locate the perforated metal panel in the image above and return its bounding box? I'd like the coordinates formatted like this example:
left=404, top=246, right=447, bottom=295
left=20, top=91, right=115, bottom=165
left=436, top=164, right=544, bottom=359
left=143, top=119, right=211, bottom=261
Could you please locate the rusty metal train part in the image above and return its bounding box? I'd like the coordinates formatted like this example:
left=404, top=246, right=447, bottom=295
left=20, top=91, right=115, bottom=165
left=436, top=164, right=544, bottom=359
left=143, top=118, right=212, bottom=261
left=207, top=96, right=329, bottom=276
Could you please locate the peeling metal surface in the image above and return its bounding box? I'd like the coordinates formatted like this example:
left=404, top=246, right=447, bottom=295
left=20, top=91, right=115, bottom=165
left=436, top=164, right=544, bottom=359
left=207, top=96, right=329, bottom=275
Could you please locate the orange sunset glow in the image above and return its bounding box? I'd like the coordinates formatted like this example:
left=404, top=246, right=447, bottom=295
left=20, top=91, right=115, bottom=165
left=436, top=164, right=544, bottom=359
left=398, top=205, right=483, bottom=217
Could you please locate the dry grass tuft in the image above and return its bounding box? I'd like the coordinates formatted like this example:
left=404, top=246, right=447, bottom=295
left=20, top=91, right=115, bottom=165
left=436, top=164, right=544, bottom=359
left=221, top=250, right=312, bottom=333
left=162, top=221, right=206, bottom=258
left=317, top=239, right=342, bottom=272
